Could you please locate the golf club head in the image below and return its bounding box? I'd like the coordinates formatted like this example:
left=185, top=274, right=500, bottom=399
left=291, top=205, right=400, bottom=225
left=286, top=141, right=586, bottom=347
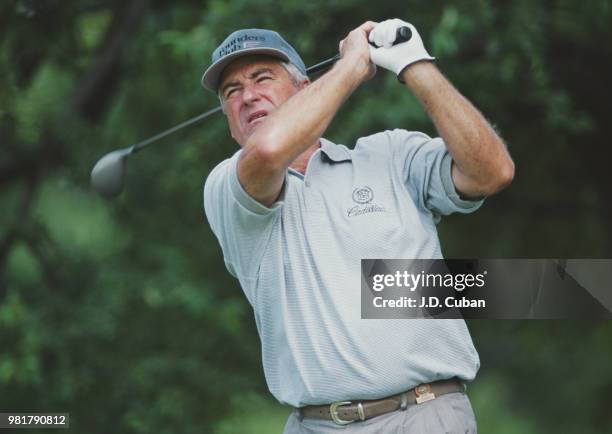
left=90, top=148, right=132, bottom=198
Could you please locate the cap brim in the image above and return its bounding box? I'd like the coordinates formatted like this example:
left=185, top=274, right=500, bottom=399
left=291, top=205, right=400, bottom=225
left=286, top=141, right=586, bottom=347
left=201, top=48, right=291, bottom=92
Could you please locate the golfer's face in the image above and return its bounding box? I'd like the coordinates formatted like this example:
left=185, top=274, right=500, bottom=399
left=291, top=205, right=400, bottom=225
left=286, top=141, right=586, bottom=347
left=219, top=56, right=304, bottom=146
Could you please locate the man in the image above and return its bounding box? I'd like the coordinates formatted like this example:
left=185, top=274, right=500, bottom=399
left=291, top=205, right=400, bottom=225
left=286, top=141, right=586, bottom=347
left=202, top=18, right=514, bottom=433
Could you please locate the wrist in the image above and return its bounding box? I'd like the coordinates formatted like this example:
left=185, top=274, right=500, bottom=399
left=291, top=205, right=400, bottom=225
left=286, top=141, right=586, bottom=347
left=336, top=53, right=371, bottom=84
left=399, top=59, right=437, bottom=85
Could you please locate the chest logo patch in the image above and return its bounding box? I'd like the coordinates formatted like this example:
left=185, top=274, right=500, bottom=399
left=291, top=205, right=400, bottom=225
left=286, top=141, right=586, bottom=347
left=348, top=186, right=386, bottom=217
left=352, top=186, right=374, bottom=204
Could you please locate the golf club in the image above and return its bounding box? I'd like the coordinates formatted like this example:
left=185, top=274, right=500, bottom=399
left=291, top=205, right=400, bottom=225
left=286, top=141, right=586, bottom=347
left=90, top=27, right=411, bottom=198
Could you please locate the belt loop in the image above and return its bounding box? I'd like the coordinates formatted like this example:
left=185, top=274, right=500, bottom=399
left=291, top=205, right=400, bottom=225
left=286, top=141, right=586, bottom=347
left=296, top=408, right=304, bottom=422
left=400, top=392, right=408, bottom=411
left=357, top=402, right=365, bottom=421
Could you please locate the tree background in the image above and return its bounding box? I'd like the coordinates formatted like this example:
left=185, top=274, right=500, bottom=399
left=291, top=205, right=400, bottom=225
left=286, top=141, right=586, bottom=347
left=1, top=0, right=611, bottom=432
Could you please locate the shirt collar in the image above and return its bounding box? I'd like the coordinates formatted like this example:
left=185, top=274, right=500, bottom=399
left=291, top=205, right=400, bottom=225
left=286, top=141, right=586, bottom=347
left=320, top=138, right=352, bottom=163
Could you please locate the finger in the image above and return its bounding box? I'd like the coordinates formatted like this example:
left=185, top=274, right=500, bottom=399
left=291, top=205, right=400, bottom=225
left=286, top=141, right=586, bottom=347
left=370, top=20, right=390, bottom=47
left=384, top=22, right=396, bottom=48
left=368, top=25, right=379, bottom=45
left=379, top=19, right=398, bottom=48
left=360, top=20, right=378, bottom=33
left=369, top=45, right=381, bottom=64
left=368, top=45, right=378, bottom=60
left=368, top=29, right=376, bottom=44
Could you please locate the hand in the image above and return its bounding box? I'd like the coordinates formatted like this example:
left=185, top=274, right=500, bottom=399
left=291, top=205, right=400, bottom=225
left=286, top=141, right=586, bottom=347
left=368, top=18, right=434, bottom=78
left=338, top=21, right=377, bottom=82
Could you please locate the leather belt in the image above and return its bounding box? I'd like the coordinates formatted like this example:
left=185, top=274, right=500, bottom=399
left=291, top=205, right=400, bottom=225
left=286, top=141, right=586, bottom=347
left=298, top=378, right=465, bottom=425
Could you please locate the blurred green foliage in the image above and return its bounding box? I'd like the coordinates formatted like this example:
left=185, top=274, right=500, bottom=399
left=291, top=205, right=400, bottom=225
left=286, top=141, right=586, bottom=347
left=1, top=0, right=611, bottom=433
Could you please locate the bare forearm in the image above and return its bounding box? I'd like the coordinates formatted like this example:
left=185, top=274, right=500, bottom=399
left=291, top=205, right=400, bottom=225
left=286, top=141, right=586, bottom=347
left=234, top=22, right=375, bottom=207
left=401, top=62, right=514, bottom=196
left=245, top=58, right=364, bottom=169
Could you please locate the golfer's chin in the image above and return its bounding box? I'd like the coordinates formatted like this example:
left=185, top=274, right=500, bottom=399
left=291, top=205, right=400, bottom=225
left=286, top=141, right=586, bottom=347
left=241, top=119, right=266, bottom=142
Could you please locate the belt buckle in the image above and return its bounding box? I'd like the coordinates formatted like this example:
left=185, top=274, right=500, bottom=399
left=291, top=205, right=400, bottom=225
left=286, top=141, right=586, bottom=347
left=414, top=383, right=436, bottom=404
left=329, top=401, right=354, bottom=425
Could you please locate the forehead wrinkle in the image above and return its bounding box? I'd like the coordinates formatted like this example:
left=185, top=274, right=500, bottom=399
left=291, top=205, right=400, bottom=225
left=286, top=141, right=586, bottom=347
left=224, top=67, right=276, bottom=87
left=220, top=61, right=283, bottom=92
left=247, top=67, right=275, bottom=79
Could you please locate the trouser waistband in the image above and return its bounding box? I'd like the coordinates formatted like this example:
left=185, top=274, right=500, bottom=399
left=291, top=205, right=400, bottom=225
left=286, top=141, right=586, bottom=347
left=298, top=378, right=465, bottom=425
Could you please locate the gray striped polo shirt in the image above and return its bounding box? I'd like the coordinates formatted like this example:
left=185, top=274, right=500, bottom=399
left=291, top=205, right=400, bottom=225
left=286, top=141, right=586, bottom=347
left=203, top=129, right=483, bottom=407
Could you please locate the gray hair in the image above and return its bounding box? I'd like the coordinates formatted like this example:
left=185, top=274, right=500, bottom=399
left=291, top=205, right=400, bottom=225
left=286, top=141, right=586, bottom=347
left=280, top=61, right=308, bottom=86
left=218, top=60, right=308, bottom=109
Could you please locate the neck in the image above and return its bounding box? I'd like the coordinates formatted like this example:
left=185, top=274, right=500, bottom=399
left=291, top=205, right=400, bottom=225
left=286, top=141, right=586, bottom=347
left=289, top=140, right=321, bottom=175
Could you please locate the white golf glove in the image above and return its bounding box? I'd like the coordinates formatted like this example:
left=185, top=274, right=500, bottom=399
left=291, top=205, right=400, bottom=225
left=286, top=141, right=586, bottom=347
left=369, top=18, right=435, bottom=79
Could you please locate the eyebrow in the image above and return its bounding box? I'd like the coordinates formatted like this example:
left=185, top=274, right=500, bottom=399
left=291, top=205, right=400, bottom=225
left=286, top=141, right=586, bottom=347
left=220, top=67, right=276, bottom=96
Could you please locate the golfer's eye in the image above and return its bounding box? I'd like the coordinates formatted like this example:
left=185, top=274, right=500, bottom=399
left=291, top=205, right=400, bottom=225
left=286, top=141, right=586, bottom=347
left=225, top=88, right=239, bottom=99
left=256, top=75, right=272, bottom=83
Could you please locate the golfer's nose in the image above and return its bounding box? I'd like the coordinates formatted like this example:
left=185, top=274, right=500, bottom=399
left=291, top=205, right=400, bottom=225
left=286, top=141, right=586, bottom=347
left=241, top=83, right=260, bottom=105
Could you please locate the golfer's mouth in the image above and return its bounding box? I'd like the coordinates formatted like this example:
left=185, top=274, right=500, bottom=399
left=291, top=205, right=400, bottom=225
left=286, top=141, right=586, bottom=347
left=247, top=110, right=268, bottom=125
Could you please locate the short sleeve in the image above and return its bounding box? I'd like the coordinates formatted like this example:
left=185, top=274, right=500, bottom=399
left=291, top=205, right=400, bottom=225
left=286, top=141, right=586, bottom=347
left=388, top=129, right=485, bottom=223
left=203, top=150, right=285, bottom=283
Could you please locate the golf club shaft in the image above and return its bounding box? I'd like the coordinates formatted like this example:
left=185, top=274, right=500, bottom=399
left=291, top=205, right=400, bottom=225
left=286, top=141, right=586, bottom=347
left=127, top=26, right=411, bottom=154
left=305, top=54, right=341, bottom=76
left=128, top=55, right=341, bottom=154
left=132, top=106, right=222, bottom=153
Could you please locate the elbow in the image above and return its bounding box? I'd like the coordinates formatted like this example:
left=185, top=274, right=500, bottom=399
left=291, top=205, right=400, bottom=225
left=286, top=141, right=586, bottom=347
left=484, top=158, right=515, bottom=195
left=497, top=157, right=515, bottom=189
left=243, top=133, right=284, bottom=172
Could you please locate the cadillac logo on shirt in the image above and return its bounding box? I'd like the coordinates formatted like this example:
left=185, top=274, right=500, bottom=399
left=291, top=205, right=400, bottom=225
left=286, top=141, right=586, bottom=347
left=352, top=186, right=374, bottom=204
left=348, top=186, right=386, bottom=217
